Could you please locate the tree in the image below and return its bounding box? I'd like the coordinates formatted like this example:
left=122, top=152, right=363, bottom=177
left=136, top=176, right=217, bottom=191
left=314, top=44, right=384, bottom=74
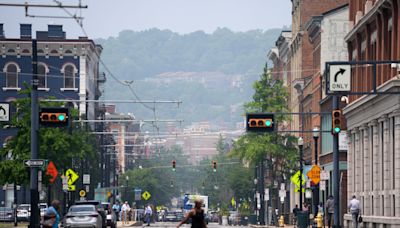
left=0, top=87, right=99, bottom=195
left=231, top=64, right=299, bottom=218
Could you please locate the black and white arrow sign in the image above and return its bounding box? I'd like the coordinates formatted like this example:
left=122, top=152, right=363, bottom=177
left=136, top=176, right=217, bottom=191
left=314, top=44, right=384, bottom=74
left=24, top=159, right=45, bottom=167
left=329, top=65, right=351, bottom=92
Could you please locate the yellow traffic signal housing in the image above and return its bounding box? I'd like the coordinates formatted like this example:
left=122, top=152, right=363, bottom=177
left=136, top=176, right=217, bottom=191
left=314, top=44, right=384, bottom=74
left=39, top=107, right=69, bottom=127
left=246, top=113, right=275, bottom=132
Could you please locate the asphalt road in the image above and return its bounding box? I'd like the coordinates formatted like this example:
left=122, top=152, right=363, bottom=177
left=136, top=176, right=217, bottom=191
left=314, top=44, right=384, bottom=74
left=117, top=222, right=250, bottom=228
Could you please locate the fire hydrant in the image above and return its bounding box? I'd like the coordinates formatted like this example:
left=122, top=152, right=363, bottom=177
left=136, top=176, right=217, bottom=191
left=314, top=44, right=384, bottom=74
left=279, top=215, right=284, bottom=227
left=315, top=212, right=323, bottom=228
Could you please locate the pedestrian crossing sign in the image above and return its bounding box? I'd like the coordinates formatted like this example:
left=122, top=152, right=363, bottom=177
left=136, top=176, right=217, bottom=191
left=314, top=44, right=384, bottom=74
left=291, top=170, right=306, bottom=187
left=142, top=191, right=151, bottom=200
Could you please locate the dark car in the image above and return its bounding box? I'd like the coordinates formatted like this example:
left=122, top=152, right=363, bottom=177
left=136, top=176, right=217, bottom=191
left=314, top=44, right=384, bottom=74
left=64, top=205, right=103, bottom=228
left=101, top=202, right=117, bottom=228
left=0, top=207, right=14, bottom=222
left=74, top=200, right=107, bottom=228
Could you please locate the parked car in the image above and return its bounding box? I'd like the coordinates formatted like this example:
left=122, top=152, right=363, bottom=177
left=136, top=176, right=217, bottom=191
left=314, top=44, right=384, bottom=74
left=64, top=204, right=103, bottom=228
left=16, top=204, right=30, bottom=222
left=228, top=211, right=240, bottom=226
left=74, top=200, right=106, bottom=228
left=165, top=211, right=177, bottom=222
left=208, top=211, right=219, bottom=223
left=101, top=202, right=117, bottom=228
left=175, top=211, right=184, bottom=222
left=0, top=207, right=14, bottom=222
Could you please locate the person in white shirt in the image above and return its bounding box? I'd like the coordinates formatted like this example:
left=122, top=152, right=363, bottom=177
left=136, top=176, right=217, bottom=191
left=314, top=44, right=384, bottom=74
left=145, top=204, right=153, bottom=226
left=348, top=195, right=360, bottom=228
left=121, top=201, right=131, bottom=224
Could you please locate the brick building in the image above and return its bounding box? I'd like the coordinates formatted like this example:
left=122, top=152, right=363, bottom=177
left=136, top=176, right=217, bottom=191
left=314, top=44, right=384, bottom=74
left=343, top=0, right=400, bottom=226
left=0, top=24, right=104, bottom=206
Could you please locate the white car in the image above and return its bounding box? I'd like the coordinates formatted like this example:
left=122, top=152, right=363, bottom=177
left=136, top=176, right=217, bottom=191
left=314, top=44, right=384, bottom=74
left=17, top=204, right=31, bottom=221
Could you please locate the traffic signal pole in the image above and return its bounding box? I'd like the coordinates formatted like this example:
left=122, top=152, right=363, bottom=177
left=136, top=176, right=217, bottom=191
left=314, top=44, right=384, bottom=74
left=332, top=95, right=340, bottom=228
left=29, top=39, right=40, bottom=228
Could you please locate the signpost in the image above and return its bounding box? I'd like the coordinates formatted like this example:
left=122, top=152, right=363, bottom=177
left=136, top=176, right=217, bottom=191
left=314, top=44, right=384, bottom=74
left=24, top=159, right=44, bottom=167
left=46, top=161, right=58, bottom=184
left=0, top=103, right=10, bottom=122
left=307, top=165, right=321, bottom=185
left=142, top=191, right=151, bottom=201
left=329, top=65, right=351, bottom=92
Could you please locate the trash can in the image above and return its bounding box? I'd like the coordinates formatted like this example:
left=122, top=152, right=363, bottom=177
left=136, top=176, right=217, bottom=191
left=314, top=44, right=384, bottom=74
left=248, top=215, right=257, bottom=224
left=297, top=211, right=310, bottom=228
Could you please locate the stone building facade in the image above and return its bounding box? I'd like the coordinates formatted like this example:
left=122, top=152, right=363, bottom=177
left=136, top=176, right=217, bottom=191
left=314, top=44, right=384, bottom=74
left=343, top=0, right=400, bottom=227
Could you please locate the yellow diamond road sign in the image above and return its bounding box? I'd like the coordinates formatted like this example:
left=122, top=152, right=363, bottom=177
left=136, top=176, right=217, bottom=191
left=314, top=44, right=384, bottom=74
left=66, top=169, right=79, bottom=185
left=142, top=191, right=151, bottom=201
left=291, top=170, right=306, bottom=187
left=307, top=165, right=321, bottom=185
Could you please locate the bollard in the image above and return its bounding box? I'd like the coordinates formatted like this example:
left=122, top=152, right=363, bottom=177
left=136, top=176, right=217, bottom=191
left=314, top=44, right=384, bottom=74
left=279, top=215, right=285, bottom=227
left=314, top=213, right=323, bottom=228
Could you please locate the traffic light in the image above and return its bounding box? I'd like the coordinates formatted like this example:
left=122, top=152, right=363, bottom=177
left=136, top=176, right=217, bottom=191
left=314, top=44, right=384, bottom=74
left=246, top=113, right=275, bottom=132
left=172, top=160, right=176, bottom=171
left=212, top=161, right=217, bottom=172
left=39, top=107, right=69, bottom=127
left=332, top=109, right=343, bottom=134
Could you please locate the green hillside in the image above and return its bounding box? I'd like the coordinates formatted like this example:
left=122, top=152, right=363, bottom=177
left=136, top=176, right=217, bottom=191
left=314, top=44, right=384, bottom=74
left=97, top=28, right=282, bottom=129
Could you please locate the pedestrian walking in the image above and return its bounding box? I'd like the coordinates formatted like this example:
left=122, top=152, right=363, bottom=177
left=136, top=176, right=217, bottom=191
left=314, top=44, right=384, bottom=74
left=121, top=201, right=131, bottom=224
left=292, top=204, right=299, bottom=226
left=145, top=204, right=153, bottom=226
left=326, top=195, right=334, bottom=228
left=177, top=199, right=207, bottom=228
left=42, top=200, right=61, bottom=228
left=348, top=195, right=360, bottom=228
left=113, top=201, right=121, bottom=221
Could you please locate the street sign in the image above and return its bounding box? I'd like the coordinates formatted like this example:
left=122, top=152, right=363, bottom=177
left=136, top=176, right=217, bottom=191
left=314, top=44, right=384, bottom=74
left=142, top=191, right=151, bottom=201
left=0, top=103, right=10, bottom=122
left=46, top=161, right=58, bottom=184
left=320, top=170, right=329, bottom=180
left=24, top=159, right=44, bottom=167
left=339, top=131, right=349, bottom=151
left=291, top=170, right=306, bottom=187
left=231, top=197, right=236, bottom=207
left=68, top=185, right=76, bottom=191
left=135, top=188, right=142, bottom=201
left=307, top=165, right=321, bottom=185
left=294, top=187, right=305, bottom=193
left=85, top=185, right=90, bottom=193
left=62, top=176, right=68, bottom=191
left=83, top=174, right=90, bottom=185
left=66, top=169, right=79, bottom=185
left=329, top=65, right=351, bottom=92
left=279, top=190, right=286, bottom=198
left=320, top=181, right=326, bottom=191
left=79, top=189, right=86, bottom=197
left=305, top=189, right=312, bottom=199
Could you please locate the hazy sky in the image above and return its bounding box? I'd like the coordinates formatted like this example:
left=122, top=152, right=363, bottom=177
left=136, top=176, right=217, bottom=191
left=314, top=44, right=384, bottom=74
left=0, top=0, right=291, bottom=39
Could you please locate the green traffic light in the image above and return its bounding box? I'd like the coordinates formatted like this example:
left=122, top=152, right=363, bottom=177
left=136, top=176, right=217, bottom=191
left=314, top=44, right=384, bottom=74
left=334, top=127, right=341, bottom=133
left=172, top=168, right=176, bottom=172
left=265, top=120, right=271, bottom=127
left=58, top=114, right=65, bottom=121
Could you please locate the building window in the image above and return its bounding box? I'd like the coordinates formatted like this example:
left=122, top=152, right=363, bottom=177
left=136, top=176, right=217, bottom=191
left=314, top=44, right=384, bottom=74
left=61, top=64, right=77, bottom=89
left=4, top=63, right=18, bottom=88
left=37, top=64, right=47, bottom=88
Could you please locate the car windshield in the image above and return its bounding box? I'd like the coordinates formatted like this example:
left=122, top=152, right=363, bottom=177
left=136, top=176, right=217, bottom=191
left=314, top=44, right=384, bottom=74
left=18, top=205, right=30, bottom=210
left=101, top=203, right=110, bottom=210
left=69, top=205, right=96, bottom=212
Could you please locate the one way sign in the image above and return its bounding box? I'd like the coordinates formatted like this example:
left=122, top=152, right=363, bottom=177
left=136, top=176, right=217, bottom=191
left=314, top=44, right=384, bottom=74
left=329, top=65, right=351, bottom=92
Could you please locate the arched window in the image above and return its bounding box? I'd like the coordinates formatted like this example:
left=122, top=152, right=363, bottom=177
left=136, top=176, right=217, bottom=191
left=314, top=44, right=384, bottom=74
left=38, top=64, right=47, bottom=88
left=64, top=64, right=75, bottom=88
left=5, top=63, right=18, bottom=88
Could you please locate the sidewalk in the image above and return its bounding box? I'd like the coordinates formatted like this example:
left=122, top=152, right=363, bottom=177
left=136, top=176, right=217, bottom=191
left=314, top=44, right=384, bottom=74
left=117, top=220, right=141, bottom=227
left=250, top=225, right=295, bottom=228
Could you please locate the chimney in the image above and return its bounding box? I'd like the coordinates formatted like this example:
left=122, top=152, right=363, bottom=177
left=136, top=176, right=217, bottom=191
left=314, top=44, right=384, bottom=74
left=20, top=24, right=32, bottom=39
left=48, top=25, right=65, bottom=39
left=0, top=24, right=4, bottom=39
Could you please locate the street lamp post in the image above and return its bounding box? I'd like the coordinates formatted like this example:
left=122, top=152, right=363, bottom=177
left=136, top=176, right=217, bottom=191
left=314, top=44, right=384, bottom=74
left=313, top=127, right=320, bottom=216
left=298, top=137, right=304, bottom=208
left=125, top=176, right=129, bottom=201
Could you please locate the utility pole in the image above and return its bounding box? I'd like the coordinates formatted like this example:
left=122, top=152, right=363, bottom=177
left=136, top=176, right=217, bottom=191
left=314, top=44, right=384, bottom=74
left=313, top=127, right=320, bottom=217
left=259, top=159, right=265, bottom=225
left=298, top=137, right=304, bottom=209
left=29, top=39, right=39, bottom=228
left=332, top=95, right=340, bottom=228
